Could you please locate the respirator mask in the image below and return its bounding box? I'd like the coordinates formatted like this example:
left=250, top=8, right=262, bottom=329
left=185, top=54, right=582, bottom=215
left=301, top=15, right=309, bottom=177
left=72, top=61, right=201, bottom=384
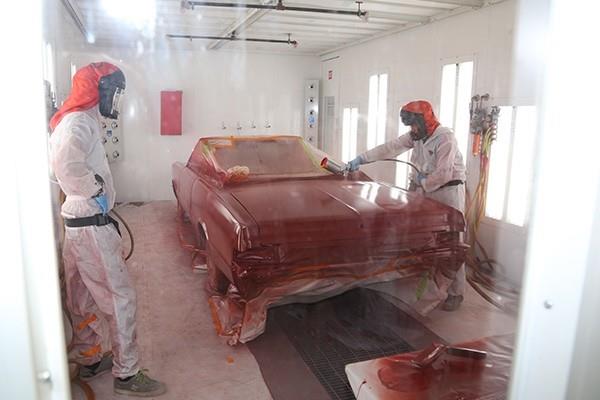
left=401, top=109, right=427, bottom=141
left=98, top=70, right=126, bottom=119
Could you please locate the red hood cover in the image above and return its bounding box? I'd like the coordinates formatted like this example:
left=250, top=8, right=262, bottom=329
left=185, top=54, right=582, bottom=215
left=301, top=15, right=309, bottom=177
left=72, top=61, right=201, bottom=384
left=402, top=100, right=440, bottom=136
left=50, top=62, right=120, bottom=131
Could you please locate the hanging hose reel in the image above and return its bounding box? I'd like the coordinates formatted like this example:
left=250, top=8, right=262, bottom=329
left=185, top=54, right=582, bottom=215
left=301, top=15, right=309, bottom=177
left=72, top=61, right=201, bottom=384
left=465, top=94, right=519, bottom=310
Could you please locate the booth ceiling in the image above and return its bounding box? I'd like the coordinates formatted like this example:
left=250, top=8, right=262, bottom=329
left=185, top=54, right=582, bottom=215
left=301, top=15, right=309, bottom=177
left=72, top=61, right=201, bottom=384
left=67, top=0, right=490, bottom=55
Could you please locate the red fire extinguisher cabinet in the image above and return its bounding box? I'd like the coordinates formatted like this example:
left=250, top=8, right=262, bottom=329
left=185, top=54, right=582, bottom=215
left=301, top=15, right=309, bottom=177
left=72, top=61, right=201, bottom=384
left=160, top=90, right=182, bottom=135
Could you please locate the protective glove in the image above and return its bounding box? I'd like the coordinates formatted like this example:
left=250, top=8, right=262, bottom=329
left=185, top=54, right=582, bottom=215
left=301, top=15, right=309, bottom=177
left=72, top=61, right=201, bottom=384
left=93, top=194, right=109, bottom=215
left=346, top=155, right=364, bottom=172
left=415, top=172, right=427, bottom=186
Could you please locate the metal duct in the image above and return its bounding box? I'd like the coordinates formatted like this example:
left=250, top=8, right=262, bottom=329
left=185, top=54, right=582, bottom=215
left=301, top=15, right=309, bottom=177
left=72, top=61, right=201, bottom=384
left=183, top=0, right=368, bottom=18
left=167, top=33, right=299, bottom=46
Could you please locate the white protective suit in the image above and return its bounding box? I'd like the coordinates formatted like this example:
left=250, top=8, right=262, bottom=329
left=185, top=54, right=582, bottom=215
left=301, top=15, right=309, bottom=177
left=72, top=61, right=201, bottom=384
left=361, top=125, right=467, bottom=296
left=49, top=106, right=139, bottom=378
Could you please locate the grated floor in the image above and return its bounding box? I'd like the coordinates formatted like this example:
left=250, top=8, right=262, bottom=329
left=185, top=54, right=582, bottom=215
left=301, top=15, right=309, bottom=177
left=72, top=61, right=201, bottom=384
left=272, top=289, right=419, bottom=400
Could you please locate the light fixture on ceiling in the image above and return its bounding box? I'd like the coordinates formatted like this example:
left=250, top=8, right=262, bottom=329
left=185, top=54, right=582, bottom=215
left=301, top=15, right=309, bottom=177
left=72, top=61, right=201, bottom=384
left=102, top=0, right=157, bottom=31
left=166, top=32, right=299, bottom=47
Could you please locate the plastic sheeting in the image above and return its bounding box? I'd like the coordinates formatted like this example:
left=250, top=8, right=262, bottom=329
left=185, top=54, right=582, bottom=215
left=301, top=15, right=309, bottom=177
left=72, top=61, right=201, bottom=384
left=173, top=135, right=468, bottom=344
left=208, top=242, right=466, bottom=344
left=187, top=135, right=329, bottom=187
left=345, top=334, right=514, bottom=400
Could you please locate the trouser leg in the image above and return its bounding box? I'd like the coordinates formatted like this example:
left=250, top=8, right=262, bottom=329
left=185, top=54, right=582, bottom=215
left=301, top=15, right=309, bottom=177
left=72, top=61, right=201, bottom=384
left=425, top=185, right=467, bottom=298
left=65, top=225, right=139, bottom=378
left=63, top=247, right=109, bottom=365
left=448, top=264, right=466, bottom=296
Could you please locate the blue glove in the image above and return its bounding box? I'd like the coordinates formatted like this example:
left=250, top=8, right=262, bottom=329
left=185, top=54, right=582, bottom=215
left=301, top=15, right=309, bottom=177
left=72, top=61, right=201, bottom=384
left=94, top=194, right=109, bottom=215
left=346, top=156, right=364, bottom=172
left=415, top=172, right=427, bottom=186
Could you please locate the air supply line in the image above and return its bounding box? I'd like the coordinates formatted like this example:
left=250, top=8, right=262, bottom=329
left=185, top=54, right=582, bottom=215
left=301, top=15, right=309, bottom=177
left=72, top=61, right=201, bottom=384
left=167, top=32, right=298, bottom=46
left=183, top=0, right=368, bottom=18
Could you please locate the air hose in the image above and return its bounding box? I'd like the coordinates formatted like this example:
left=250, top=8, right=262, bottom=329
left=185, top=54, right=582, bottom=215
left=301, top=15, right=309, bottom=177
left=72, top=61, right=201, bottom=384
left=370, top=151, right=519, bottom=310
left=379, top=158, right=422, bottom=175
left=464, top=127, right=520, bottom=311
left=110, top=207, right=135, bottom=261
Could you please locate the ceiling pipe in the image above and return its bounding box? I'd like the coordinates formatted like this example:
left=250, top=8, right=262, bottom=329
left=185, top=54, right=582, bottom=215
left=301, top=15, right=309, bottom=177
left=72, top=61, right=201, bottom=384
left=60, top=0, right=90, bottom=41
left=319, top=0, right=502, bottom=57
left=207, top=0, right=276, bottom=50
left=167, top=33, right=299, bottom=47
left=183, top=0, right=368, bottom=18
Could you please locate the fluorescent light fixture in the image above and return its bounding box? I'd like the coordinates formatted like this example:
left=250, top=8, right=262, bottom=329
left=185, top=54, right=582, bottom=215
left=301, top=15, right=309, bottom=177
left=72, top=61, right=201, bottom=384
left=367, top=74, right=378, bottom=150
left=102, top=0, right=156, bottom=31
left=342, top=107, right=358, bottom=162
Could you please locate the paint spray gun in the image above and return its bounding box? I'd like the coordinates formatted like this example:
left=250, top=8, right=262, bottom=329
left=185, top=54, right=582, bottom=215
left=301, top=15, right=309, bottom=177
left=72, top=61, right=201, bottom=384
left=320, top=157, right=348, bottom=176
left=320, top=157, right=422, bottom=176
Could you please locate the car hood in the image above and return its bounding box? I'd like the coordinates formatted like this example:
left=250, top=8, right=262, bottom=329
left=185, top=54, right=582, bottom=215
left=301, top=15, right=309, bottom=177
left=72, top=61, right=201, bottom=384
left=227, top=178, right=464, bottom=244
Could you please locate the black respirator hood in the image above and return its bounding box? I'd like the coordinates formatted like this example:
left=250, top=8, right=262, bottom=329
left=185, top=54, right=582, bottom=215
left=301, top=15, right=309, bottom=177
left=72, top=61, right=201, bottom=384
left=98, top=69, right=126, bottom=119
left=401, top=110, right=427, bottom=141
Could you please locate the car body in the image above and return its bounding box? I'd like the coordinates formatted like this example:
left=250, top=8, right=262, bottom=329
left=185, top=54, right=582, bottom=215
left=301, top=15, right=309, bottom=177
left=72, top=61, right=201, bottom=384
left=172, top=135, right=467, bottom=344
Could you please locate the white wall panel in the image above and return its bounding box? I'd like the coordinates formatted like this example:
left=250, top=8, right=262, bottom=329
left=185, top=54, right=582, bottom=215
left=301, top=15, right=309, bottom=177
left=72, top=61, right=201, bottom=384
left=321, top=0, right=532, bottom=284
left=65, top=49, right=319, bottom=201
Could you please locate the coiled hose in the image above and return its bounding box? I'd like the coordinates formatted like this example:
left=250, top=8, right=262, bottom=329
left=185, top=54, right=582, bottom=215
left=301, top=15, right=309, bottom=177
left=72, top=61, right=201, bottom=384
left=371, top=147, right=520, bottom=310
left=464, top=128, right=520, bottom=311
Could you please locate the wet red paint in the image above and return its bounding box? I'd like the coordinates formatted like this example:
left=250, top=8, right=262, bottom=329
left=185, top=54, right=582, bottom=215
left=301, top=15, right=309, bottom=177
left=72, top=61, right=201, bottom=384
left=172, top=136, right=468, bottom=344
left=346, top=335, right=513, bottom=400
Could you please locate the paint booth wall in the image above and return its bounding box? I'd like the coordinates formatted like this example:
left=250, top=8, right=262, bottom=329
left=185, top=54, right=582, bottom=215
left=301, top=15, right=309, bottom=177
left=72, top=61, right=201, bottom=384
left=47, top=0, right=532, bottom=284
left=320, top=0, right=537, bottom=284
left=63, top=49, right=320, bottom=201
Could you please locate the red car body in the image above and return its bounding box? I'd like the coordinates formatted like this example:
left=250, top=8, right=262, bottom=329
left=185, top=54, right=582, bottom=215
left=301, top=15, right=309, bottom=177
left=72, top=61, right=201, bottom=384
left=172, top=135, right=467, bottom=344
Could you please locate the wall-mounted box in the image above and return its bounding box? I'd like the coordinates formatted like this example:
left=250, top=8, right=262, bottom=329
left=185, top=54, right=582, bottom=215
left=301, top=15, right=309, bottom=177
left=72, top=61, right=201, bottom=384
left=304, top=80, right=319, bottom=146
left=161, top=90, right=182, bottom=135
left=100, top=117, right=123, bottom=163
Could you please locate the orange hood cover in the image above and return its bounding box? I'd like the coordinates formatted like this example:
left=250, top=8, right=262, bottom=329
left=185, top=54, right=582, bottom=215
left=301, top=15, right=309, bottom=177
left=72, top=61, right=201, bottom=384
left=50, top=62, right=120, bottom=131
left=401, top=100, right=440, bottom=136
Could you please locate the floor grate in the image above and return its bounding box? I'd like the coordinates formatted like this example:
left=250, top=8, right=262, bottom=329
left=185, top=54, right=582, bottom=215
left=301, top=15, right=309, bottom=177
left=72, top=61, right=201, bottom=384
left=272, top=289, right=415, bottom=400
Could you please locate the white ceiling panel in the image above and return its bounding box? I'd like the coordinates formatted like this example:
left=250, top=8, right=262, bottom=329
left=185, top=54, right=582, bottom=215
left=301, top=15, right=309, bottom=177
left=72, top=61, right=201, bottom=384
left=69, top=0, right=490, bottom=54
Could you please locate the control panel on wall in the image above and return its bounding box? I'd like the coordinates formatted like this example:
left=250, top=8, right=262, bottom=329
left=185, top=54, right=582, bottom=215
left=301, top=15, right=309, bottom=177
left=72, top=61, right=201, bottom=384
left=304, top=80, right=319, bottom=146
left=100, top=117, right=123, bottom=163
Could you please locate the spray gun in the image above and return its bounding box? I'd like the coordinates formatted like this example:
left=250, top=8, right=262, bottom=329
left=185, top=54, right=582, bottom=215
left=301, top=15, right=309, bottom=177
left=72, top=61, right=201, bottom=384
left=320, top=157, right=347, bottom=175
left=320, top=157, right=422, bottom=176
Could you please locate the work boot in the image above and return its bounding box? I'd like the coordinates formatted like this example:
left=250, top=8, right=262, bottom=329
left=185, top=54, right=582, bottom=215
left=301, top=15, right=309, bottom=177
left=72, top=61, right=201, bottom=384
left=114, top=369, right=167, bottom=397
left=442, top=294, right=464, bottom=311
left=79, top=354, right=113, bottom=381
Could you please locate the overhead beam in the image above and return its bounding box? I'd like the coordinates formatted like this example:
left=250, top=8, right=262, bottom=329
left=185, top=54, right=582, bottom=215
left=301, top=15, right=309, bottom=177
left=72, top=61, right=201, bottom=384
left=167, top=33, right=298, bottom=46
left=364, top=0, right=482, bottom=7
left=60, top=0, right=89, bottom=40
left=253, top=19, right=385, bottom=32
left=410, top=0, right=483, bottom=6
left=206, top=0, right=275, bottom=50
left=319, top=1, right=501, bottom=57
left=184, top=1, right=367, bottom=18
left=272, top=10, right=428, bottom=23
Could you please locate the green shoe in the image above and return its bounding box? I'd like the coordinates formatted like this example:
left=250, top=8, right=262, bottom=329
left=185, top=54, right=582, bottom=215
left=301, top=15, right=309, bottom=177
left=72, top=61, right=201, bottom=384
left=114, top=369, right=167, bottom=397
left=79, top=354, right=113, bottom=381
left=442, top=294, right=464, bottom=311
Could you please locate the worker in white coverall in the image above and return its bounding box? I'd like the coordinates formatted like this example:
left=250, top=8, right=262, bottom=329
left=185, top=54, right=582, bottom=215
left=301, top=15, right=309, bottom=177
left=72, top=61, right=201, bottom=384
left=49, top=62, right=166, bottom=396
left=347, top=100, right=467, bottom=311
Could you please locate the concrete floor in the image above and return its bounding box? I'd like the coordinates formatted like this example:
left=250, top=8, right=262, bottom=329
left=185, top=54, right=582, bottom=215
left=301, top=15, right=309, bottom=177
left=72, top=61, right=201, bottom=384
left=71, top=200, right=517, bottom=400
